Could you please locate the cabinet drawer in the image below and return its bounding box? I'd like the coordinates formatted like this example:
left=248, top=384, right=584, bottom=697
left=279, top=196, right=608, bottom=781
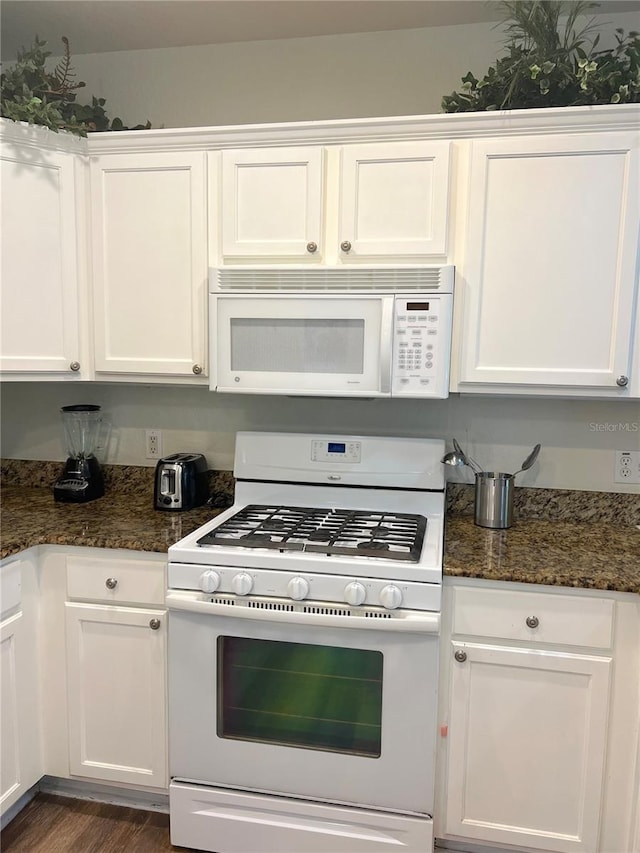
left=452, top=585, right=614, bottom=649
left=67, top=556, right=165, bottom=606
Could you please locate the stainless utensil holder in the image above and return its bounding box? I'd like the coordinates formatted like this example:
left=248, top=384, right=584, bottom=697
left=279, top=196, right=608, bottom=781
left=474, top=472, right=514, bottom=529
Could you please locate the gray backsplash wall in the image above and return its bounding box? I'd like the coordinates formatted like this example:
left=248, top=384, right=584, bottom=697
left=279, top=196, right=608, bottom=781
left=1, top=382, right=638, bottom=493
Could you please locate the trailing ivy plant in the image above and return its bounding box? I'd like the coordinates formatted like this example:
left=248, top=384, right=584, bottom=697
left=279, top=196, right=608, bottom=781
left=441, top=1, right=640, bottom=112
left=0, top=36, right=150, bottom=135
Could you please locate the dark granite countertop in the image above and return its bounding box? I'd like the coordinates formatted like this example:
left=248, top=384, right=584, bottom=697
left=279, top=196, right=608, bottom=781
left=1, top=463, right=639, bottom=595
left=0, top=486, right=223, bottom=560
left=444, top=515, right=640, bottom=594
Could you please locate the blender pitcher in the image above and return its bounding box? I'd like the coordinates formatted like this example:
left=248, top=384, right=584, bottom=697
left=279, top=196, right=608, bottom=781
left=53, top=404, right=105, bottom=502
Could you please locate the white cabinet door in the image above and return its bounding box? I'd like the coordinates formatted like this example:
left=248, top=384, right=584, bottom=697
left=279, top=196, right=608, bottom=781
left=91, top=152, right=208, bottom=378
left=65, top=602, right=167, bottom=788
left=458, top=132, right=639, bottom=393
left=221, top=147, right=324, bottom=260
left=338, top=141, right=450, bottom=258
left=1, top=612, right=23, bottom=809
left=445, top=641, right=611, bottom=853
left=0, top=608, right=42, bottom=812
left=0, top=138, right=85, bottom=377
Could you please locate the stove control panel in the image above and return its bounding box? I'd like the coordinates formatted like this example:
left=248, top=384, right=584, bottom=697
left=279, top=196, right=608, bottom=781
left=311, top=440, right=361, bottom=463
left=169, top=564, right=442, bottom=612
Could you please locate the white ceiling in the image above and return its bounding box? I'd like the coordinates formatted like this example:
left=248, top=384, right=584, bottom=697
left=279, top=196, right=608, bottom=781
left=2, top=0, right=639, bottom=60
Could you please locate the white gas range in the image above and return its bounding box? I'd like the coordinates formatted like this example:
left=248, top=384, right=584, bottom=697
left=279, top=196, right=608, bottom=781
left=167, top=431, right=445, bottom=853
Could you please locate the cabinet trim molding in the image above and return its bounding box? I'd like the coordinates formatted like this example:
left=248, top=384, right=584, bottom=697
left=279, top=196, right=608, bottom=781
left=83, top=105, right=640, bottom=155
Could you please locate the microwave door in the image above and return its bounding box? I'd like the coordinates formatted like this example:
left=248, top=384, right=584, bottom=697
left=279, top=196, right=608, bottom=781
left=211, top=295, right=388, bottom=396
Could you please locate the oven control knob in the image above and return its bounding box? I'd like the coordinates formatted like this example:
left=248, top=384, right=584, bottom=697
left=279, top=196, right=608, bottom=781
left=232, top=572, right=253, bottom=596
left=344, top=581, right=366, bottom=606
left=379, top=584, right=403, bottom=610
left=287, top=577, right=309, bottom=601
left=199, top=570, right=220, bottom=593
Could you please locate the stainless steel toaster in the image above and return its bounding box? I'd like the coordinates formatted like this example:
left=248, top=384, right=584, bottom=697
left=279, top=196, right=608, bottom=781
left=154, top=453, right=209, bottom=511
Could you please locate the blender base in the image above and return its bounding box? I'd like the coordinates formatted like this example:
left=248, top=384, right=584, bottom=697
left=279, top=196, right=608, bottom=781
left=53, top=457, right=105, bottom=503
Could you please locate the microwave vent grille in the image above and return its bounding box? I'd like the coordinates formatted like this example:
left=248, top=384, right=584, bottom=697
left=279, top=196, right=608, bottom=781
left=214, top=266, right=453, bottom=292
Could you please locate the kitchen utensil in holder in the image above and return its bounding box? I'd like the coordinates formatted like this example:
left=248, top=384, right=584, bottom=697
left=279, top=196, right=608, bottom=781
left=474, top=472, right=514, bottom=529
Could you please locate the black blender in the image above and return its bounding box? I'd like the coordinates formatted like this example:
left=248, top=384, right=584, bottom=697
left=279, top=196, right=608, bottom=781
left=53, top=404, right=105, bottom=503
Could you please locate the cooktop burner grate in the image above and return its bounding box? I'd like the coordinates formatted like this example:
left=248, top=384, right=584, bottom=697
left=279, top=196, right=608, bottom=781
left=197, top=504, right=427, bottom=562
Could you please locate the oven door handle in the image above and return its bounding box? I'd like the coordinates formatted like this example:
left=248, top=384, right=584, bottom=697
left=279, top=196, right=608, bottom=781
left=166, top=591, right=440, bottom=634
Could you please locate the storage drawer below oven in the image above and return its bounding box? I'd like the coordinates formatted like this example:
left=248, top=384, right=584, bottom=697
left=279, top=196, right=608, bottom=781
left=170, top=782, right=434, bottom=853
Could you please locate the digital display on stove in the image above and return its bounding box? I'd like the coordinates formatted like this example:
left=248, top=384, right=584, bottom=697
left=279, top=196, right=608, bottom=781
left=328, top=442, right=346, bottom=453
left=406, top=301, right=429, bottom=310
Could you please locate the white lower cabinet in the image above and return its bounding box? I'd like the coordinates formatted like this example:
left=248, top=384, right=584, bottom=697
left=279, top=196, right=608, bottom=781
left=438, top=581, right=640, bottom=853
left=0, top=554, right=43, bottom=816
left=65, top=602, right=167, bottom=787
left=445, top=642, right=610, bottom=852
left=63, top=551, right=168, bottom=789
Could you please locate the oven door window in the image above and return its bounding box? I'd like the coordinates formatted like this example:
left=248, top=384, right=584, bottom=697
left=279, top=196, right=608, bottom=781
left=218, top=636, right=383, bottom=757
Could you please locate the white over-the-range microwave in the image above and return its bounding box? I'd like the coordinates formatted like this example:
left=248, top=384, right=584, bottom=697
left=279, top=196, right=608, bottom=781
left=209, top=265, right=454, bottom=398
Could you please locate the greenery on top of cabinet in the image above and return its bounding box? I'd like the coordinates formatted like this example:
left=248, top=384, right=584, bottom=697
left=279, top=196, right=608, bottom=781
left=442, top=1, right=640, bottom=112
left=0, top=36, right=151, bottom=136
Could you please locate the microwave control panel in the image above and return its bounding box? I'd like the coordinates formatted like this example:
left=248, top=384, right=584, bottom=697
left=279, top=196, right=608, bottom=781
left=392, top=295, right=453, bottom=398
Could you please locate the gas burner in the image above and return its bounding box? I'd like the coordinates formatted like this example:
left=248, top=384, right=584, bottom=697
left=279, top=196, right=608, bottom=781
left=358, top=541, right=389, bottom=552
left=261, top=519, right=289, bottom=531
left=307, top=529, right=333, bottom=541
left=370, top=526, right=392, bottom=538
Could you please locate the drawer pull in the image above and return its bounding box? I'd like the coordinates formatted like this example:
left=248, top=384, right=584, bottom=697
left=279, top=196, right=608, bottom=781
left=306, top=241, right=318, bottom=253
left=526, top=615, right=540, bottom=629
left=105, top=577, right=118, bottom=590
left=149, top=618, right=161, bottom=630
left=454, top=649, right=467, bottom=663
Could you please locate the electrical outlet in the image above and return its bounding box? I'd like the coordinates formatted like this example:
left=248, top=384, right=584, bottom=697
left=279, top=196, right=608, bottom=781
left=145, top=429, right=163, bottom=460
left=614, top=451, right=640, bottom=484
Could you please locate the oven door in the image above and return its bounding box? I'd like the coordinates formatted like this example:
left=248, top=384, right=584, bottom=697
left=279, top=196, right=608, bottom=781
left=168, top=605, right=439, bottom=815
left=210, top=293, right=392, bottom=396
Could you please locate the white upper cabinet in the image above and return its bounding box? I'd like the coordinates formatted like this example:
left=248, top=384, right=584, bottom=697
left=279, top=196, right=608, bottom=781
left=456, top=131, right=639, bottom=395
left=90, top=152, right=208, bottom=379
left=338, top=141, right=450, bottom=258
left=219, top=141, right=451, bottom=263
left=221, top=147, right=324, bottom=261
left=0, top=122, right=88, bottom=379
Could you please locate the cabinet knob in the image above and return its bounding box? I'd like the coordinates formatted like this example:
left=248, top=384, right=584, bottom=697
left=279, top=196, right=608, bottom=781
left=306, top=241, right=318, bottom=254
left=526, top=615, right=540, bottom=629
left=70, top=361, right=81, bottom=372
left=149, top=618, right=161, bottom=630
left=192, top=364, right=203, bottom=375
left=616, top=375, right=629, bottom=387
left=454, top=649, right=467, bottom=663
left=340, top=240, right=352, bottom=252
left=105, top=577, right=118, bottom=590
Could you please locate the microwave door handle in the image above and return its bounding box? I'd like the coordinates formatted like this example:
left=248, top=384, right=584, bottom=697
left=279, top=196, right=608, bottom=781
left=379, top=297, right=393, bottom=394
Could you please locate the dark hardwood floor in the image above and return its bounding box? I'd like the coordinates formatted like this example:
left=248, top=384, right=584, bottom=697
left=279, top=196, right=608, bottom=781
left=1, top=793, right=204, bottom=852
